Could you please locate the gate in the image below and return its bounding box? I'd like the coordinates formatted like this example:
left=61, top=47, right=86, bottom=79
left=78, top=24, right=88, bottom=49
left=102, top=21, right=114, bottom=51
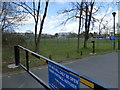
left=14, top=45, right=110, bottom=89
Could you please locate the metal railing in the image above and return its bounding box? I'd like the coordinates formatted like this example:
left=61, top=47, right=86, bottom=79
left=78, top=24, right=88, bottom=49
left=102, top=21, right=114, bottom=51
left=14, top=45, right=110, bottom=90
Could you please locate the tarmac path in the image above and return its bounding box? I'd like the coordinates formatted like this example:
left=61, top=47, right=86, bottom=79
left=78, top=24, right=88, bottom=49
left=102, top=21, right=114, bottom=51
left=2, top=52, right=118, bottom=89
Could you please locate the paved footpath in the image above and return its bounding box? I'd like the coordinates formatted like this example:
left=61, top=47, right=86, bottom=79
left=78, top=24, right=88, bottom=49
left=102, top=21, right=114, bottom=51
left=2, top=52, right=118, bottom=89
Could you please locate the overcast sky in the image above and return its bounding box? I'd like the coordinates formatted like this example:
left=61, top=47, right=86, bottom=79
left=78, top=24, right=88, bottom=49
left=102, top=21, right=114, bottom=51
left=16, top=1, right=119, bottom=35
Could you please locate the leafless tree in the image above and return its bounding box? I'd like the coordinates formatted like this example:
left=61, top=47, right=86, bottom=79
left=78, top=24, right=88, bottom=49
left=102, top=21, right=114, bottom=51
left=13, top=0, right=49, bottom=52
left=59, top=0, right=95, bottom=50
left=96, top=4, right=113, bottom=38
left=83, top=1, right=95, bottom=48
left=0, top=2, right=27, bottom=32
left=77, top=1, right=84, bottom=53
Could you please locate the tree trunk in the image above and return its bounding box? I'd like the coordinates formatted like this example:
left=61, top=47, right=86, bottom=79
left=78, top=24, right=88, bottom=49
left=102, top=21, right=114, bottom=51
left=84, top=38, right=88, bottom=48
left=36, top=1, right=49, bottom=52
left=34, top=23, right=38, bottom=52
left=34, top=1, right=40, bottom=52
left=35, top=42, right=38, bottom=52
left=35, top=39, right=40, bottom=52
left=84, top=4, right=88, bottom=48
left=77, top=34, right=80, bottom=53
left=77, top=1, right=83, bottom=53
left=83, top=1, right=94, bottom=48
left=84, top=30, right=89, bottom=48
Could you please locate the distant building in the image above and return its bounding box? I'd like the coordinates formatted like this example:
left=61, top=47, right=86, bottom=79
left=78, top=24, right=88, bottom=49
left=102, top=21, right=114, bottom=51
left=93, top=36, right=104, bottom=39
left=18, top=33, right=25, bottom=36
left=57, top=32, right=69, bottom=38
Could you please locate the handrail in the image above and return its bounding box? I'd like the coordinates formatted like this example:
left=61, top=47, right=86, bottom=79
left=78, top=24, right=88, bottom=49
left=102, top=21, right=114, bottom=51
left=14, top=45, right=110, bottom=89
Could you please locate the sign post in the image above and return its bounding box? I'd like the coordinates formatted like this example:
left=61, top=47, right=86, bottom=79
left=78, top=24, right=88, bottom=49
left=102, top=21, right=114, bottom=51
left=48, top=62, right=80, bottom=89
left=110, top=35, right=115, bottom=40
left=91, top=41, right=95, bottom=54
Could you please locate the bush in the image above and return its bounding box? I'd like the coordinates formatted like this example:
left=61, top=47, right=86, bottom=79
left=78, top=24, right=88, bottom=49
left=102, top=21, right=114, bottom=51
left=2, top=32, right=26, bottom=48
left=2, top=32, right=26, bottom=73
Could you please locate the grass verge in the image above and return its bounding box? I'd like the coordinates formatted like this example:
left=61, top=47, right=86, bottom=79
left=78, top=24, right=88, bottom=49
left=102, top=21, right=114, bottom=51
left=2, top=38, right=118, bottom=75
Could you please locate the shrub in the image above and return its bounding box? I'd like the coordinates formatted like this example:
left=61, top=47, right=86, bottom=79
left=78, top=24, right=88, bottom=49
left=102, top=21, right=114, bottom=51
left=2, top=32, right=26, bottom=48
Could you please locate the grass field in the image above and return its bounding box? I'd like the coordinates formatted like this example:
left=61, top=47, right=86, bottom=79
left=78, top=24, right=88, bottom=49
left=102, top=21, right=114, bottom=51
left=2, top=38, right=118, bottom=74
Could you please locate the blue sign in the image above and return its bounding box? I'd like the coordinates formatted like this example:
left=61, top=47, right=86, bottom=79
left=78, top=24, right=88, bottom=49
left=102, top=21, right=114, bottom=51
left=110, top=36, right=115, bottom=40
left=48, top=62, right=80, bottom=89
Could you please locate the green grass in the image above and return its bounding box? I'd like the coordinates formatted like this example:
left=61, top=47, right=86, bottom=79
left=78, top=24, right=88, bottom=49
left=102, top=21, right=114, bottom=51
left=2, top=38, right=118, bottom=74
left=24, top=38, right=118, bottom=63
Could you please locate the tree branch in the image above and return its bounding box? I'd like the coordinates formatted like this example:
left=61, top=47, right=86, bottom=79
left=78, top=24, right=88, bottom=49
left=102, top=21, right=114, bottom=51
left=37, top=0, right=49, bottom=44
left=13, top=2, right=37, bottom=22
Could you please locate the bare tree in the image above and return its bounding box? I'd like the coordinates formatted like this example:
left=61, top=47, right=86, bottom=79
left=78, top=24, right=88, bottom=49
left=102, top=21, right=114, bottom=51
left=59, top=0, right=95, bottom=50
left=96, top=5, right=112, bottom=38
left=77, top=1, right=84, bottom=53
left=83, top=1, right=95, bottom=48
left=0, top=2, right=26, bottom=32
left=13, top=0, right=49, bottom=52
left=36, top=1, right=49, bottom=51
left=58, top=1, right=84, bottom=52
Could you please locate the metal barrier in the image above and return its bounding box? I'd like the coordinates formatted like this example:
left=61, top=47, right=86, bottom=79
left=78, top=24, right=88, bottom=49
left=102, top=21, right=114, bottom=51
left=14, top=45, right=110, bottom=89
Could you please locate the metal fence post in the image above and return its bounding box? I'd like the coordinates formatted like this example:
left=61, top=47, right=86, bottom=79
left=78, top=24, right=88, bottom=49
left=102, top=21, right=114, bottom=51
left=91, top=40, right=95, bottom=54
left=26, top=51, right=29, bottom=71
left=14, top=46, right=20, bottom=66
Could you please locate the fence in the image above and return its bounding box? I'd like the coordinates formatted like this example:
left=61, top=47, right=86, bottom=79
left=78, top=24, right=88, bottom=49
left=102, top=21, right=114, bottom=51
left=14, top=45, right=110, bottom=89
